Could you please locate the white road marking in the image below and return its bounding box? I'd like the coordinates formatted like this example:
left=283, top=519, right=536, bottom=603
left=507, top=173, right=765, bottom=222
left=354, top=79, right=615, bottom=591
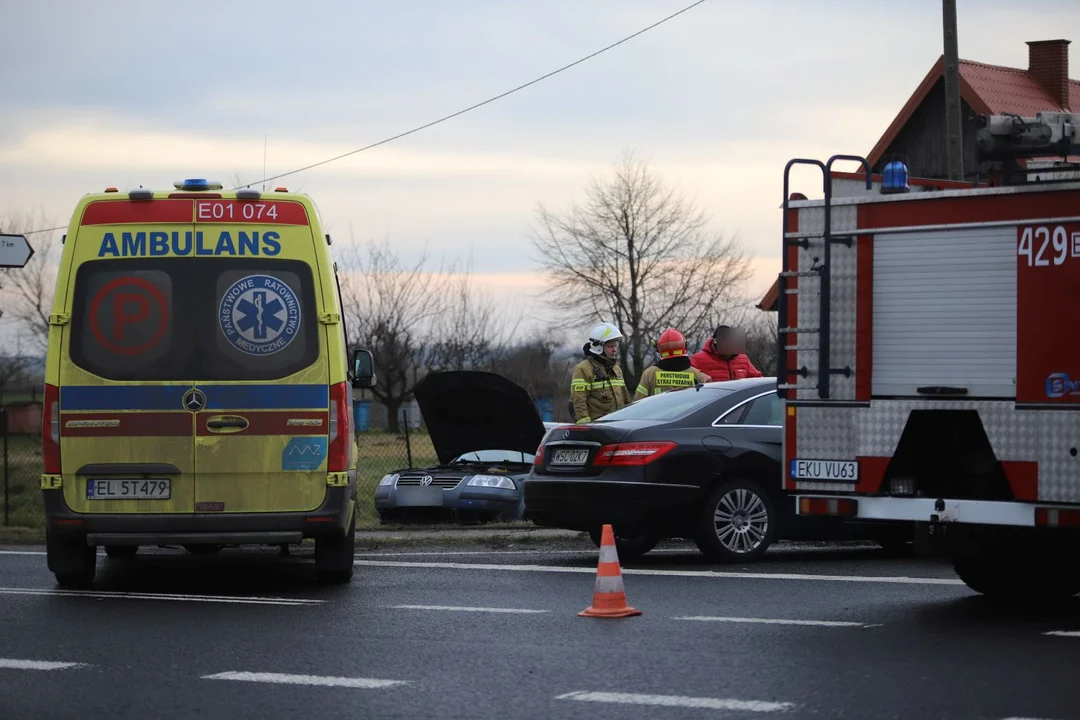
left=0, top=550, right=45, bottom=556
left=386, top=604, right=549, bottom=614
left=356, top=559, right=965, bottom=586
left=203, top=671, right=407, bottom=688
left=0, top=587, right=322, bottom=606
left=1042, top=630, right=1080, bottom=638
left=556, top=690, right=794, bottom=712
left=674, top=615, right=872, bottom=628
left=0, top=658, right=86, bottom=671
left=353, top=543, right=883, bottom=558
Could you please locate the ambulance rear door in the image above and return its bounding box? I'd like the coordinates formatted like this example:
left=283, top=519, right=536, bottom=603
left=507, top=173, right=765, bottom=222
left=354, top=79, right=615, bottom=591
left=188, top=198, right=331, bottom=515
left=59, top=198, right=198, bottom=514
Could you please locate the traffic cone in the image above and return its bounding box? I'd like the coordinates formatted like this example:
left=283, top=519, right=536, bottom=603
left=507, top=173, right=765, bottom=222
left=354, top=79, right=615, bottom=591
left=579, top=524, right=642, bottom=618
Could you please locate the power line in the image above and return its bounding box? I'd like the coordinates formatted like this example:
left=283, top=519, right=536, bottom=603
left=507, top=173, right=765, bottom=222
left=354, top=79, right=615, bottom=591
left=19, top=0, right=706, bottom=236
left=23, top=225, right=65, bottom=236
left=239, top=0, right=707, bottom=188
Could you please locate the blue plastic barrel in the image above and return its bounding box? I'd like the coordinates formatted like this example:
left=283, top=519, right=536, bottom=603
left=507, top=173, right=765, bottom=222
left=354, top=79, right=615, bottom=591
left=352, top=399, right=371, bottom=432
left=534, top=396, right=553, bottom=422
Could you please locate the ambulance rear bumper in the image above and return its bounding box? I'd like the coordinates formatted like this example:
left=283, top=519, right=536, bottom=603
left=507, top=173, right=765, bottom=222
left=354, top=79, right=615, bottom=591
left=43, top=487, right=354, bottom=545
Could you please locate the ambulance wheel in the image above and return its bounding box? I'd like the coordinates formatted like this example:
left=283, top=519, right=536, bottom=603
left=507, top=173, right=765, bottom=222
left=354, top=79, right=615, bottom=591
left=587, top=529, right=659, bottom=560
left=47, top=532, right=97, bottom=589
left=315, top=519, right=356, bottom=584
left=105, top=545, right=138, bottom=560
left=695, top=479, right=775, bottom=563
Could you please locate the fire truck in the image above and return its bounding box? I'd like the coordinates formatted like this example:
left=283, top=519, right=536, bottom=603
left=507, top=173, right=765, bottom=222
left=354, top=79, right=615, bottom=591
left=777, top=111, right=1080, bottom=600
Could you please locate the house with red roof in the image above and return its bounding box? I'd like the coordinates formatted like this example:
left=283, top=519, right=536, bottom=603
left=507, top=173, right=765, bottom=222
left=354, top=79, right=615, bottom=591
left=757, top=39, right=1078, bottom=312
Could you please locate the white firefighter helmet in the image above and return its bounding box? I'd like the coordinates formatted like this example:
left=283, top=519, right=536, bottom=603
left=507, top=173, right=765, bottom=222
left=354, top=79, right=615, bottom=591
left=586, top=322, right=623, bottom=356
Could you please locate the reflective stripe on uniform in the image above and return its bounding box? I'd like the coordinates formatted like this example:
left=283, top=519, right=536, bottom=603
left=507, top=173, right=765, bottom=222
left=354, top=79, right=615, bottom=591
left=581, top=379, right=624, bottom=390
left=576, top=417, right=591, bottom=423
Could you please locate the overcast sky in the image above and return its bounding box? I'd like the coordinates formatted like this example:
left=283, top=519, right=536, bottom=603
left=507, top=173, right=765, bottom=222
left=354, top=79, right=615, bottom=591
left=2, top=0, right=1079, bottom=347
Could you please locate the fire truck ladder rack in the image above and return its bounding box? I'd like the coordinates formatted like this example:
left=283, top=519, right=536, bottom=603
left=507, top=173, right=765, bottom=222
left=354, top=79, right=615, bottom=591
left=777, top=155, right=872, bottom=400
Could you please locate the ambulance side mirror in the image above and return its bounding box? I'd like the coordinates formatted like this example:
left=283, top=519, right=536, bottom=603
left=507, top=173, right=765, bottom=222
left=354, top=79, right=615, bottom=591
left=351, top=349, right=377, bottom=390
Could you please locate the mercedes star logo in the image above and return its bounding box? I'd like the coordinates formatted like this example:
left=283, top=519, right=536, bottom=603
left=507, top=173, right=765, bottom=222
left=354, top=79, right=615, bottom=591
left=183, top=389, right=207, bottom=412
left=419, top=475, right=434, bottom=486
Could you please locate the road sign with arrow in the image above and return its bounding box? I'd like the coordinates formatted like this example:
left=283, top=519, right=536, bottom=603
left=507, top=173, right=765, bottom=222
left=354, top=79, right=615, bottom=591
left=0, top=234, right=34, bottom=268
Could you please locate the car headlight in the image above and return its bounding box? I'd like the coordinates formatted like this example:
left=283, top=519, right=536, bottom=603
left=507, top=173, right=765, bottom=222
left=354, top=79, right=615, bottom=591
left=466, top=475, right=516, bottom=490
left=378, top=473, right=399, bottom=487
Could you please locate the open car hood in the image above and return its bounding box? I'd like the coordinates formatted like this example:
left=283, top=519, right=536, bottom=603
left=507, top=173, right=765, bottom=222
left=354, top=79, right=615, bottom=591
left=412, top=370, right=547, bottom=466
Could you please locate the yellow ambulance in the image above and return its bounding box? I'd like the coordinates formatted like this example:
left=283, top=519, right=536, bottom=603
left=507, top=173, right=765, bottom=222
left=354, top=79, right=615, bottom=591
left=41, top=179, right=374, bottom=588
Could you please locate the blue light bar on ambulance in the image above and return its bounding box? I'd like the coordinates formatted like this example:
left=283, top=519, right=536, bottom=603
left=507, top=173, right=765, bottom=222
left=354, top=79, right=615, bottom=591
left=173, top=178, right=225, bottom=191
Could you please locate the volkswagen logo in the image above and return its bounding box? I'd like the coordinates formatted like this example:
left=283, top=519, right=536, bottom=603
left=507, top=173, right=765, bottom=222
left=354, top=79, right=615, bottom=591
left=419, top=475, right=434, bottom=486
left=182, top=389, right=207, bottom=412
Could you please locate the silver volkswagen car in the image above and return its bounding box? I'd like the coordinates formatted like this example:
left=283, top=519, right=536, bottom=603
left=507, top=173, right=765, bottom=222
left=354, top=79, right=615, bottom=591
left=374, top=370, right=558, bottom=524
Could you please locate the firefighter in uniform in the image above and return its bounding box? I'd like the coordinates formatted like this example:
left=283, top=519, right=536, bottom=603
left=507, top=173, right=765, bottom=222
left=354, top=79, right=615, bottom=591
left=636, top=328, right=711, bottom=398
left=570, top=322, right=632, bottom=423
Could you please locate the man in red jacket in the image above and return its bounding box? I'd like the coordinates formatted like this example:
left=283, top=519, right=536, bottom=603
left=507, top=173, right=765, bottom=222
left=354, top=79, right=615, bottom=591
left=690, top=324, right=763, bottom=381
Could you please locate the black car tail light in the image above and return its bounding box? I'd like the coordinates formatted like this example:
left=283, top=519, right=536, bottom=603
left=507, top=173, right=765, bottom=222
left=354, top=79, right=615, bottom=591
left=593, top=441, right=677, bottom=467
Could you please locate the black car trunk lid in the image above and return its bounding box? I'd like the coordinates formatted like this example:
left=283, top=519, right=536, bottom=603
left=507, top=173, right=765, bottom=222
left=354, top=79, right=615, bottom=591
left=538, top=422, right=641, bottom=475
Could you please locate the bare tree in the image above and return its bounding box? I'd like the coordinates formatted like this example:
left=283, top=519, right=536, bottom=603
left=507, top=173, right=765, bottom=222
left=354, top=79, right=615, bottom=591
left=1, top=208, right=61, bottom=353
left=530, top=151, right=752, bottom=388
left=425, top=259, right=519, bottom=373
left=493, top=338, right=562, bottom=400
left=0, top=339, right=29, bottom=406
left=337, top=239, right=446, bottom=434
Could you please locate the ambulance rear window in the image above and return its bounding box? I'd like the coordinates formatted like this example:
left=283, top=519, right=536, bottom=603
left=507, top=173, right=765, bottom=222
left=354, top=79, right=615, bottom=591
left=69, top=259, right=320, bottom=382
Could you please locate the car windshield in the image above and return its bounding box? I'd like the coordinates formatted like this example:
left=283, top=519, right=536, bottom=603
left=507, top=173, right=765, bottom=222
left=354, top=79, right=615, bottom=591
left=451, top=449, right=535, bottom=464
left=596, top=386, right=732, bottom=422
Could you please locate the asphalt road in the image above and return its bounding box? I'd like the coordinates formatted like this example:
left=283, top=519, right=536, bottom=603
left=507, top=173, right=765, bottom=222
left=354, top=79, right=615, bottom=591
left=0, top=538, right=1078, bottom=720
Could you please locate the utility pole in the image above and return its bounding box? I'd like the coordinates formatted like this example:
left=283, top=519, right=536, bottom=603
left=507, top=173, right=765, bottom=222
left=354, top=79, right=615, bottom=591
left=942, top=0, right=964, bottom=181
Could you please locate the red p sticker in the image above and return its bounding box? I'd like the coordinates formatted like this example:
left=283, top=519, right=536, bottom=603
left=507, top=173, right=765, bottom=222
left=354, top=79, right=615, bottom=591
left=89, top=277, right=170, bottom=355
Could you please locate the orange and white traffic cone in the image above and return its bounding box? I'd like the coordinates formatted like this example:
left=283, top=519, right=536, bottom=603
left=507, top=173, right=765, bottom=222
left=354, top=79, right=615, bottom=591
left=579, top=524, right=642, bottom=618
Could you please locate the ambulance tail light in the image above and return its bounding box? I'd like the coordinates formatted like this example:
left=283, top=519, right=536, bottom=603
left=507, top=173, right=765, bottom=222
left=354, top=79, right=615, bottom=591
left=1035, top=507, right=1080, bottom=528
left=328, top=382, right=352, bottom=473
left=799, top=497, right=858, bottom=517
left=42, top=384, right=61, bottom=474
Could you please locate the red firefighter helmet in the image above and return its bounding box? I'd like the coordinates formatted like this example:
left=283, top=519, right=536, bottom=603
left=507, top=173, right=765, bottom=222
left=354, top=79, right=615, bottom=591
left=655, top=328, right=687, bottom=359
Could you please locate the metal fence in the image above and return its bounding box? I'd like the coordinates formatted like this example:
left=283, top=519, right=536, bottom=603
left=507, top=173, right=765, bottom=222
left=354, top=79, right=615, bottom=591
left=0, top=406, right=440, bottom=530
left=1, top=407, right=44, bottom=529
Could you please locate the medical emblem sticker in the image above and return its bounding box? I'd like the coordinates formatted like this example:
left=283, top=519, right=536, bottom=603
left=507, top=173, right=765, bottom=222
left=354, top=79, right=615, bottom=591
left=219, top=274, right=301, bottom=356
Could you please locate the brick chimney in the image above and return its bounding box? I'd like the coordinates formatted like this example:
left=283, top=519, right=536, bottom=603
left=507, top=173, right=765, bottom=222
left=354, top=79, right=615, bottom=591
left=1027, top=39, right=1071, bottom=110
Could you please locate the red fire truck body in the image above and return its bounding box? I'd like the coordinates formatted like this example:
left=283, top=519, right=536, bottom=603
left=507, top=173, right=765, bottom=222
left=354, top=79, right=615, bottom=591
left=778, top=113, right=1080, bottom=598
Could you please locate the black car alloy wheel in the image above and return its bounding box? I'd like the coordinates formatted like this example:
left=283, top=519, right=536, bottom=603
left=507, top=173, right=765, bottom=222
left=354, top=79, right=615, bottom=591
left=696, top=478, right=775, bottom=562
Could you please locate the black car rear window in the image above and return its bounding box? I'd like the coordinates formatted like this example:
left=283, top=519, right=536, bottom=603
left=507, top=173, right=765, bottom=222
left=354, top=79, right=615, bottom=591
left=597, top=385, right=732, bottom=422
left=70, top=258, right=319, bottom=382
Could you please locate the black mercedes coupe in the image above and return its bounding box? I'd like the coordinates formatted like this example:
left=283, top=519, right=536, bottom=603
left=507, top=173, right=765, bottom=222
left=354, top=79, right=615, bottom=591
left=525, top=377, right=902, bottom=560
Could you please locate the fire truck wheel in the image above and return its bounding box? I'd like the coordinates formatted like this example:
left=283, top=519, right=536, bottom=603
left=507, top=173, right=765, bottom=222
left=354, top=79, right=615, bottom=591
left=695, top=479, right=776, bottom=563
left=953, top=548, right=1080, bottom=601
left=587, top=529, right=660, bottom=560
